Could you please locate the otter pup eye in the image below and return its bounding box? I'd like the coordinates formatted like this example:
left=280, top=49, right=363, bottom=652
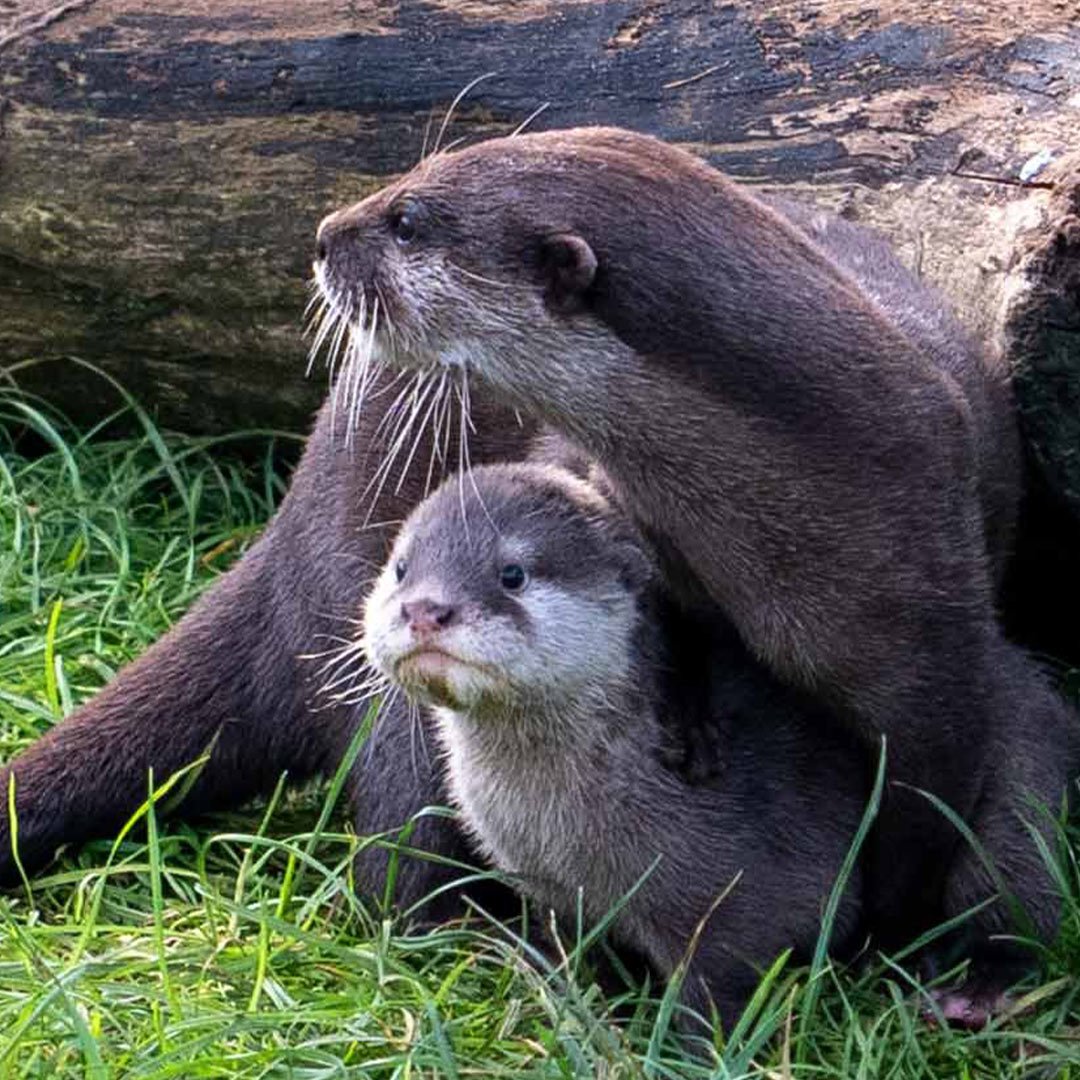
left=394, top=558, right=408, bottom=583
left=499, top=564, right=527, bottom=592
left=389, top=206, right=417, bottom=245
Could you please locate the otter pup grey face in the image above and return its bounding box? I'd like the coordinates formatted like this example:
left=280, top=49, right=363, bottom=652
left=362, top=463, right=651, bottom=717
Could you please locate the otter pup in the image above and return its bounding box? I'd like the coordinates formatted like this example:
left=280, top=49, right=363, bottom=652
left=314, top=126, right=1079, bottom=976
left=362, top=461, right=866, bottom=1026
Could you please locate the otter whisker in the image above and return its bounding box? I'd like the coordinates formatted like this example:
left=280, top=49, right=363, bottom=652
left=435, top=135, right=467, bottom=156
left=363, top=374, right=426, bottom=495
left=312, top=640, right=368, bottom=685
left=329, top=294, right=359, bottom=388
left=326, top=669, right=393, bottom=705
left=432, top=72, right=497, bottom=156
left=373, top=282, right=394, bottom=337
left=367, top=366, right=410, bottom=403
left=306, top=299, right=339, bottom=377
left=342, top=671, right=396, bottom=710
left=328, top=295, right=361, bottom=439
left=318, top=644, right=393, bottom=704
left=455, top=371, right=470, bottom=535
left=309, top=292, right=339, bottom=350
left=420, top=108, right=436, bottom=162
left=362, top=369, right=440, bottom=523
left=301, top=303, right=324, bottom=337
left=440, top=369, right=456, bottom=487
left=347, top=294, right=381, bottom=445
left=302, top=298, right=329, bottom=345
left=510, top=101, right=550, bottom=138
left=394, top=368, right=450, bottom=495
left=370, top=371, right=432, bottom=479
left=374, top=369, right=426, bottom=443
left=299, top=635, right=362, bottom=662
left=445, top=260, right=533, bottom=292
left=424, top=368, right=455, bottom=496
left=363, top=684, right=403, bottom=769
left=407, top=695, right=432, bottom=780
left=456, top=368, right=500, bottom=533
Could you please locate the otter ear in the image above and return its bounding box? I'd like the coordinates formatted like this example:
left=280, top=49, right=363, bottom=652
left=539, top=232, right=597, bottom=312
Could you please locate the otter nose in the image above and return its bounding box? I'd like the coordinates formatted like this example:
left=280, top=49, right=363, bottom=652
left=314, top=213, right=359, bottom=265
left=401, top=599, right=455, bottom=637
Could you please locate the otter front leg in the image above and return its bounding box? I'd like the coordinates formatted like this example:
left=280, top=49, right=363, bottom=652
left=0, top=540, right=348, bottom=884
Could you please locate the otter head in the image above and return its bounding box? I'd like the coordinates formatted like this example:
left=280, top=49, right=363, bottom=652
left=362, top=462, right=653, bottom=720
left=313, top=127, right=725, bottom=427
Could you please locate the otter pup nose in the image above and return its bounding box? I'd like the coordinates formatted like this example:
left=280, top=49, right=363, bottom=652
left=402, top=599, right=455, bottom=637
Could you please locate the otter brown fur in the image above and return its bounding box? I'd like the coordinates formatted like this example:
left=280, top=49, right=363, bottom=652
left=314, top=127, right=1078, bottom=979
left=363, top=460, right=866, bottom=1027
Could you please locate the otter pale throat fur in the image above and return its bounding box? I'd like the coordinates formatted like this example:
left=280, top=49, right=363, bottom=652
left=363, top=461, right=866, bottom=1027
left=315, top=126, right=1079, bottom=994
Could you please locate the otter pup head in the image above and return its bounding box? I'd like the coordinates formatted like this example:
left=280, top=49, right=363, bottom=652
left=362, top=462, right=652, bottom=718
left=312, top=127, right=729, bottom=425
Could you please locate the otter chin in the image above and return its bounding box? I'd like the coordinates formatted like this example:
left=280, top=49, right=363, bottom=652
left=394, top=649, right=496, bottom=710
left=319, top=125, right=1079, bottom=1002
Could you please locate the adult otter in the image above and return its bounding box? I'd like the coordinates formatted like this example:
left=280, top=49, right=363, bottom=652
left=363, top=459, right=867, bottom=1027
left=313, top=127, right=1078, bottom=978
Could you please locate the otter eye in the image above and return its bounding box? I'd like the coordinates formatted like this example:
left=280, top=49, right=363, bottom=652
left=389, top=207, right=417, bottom=245
left=394, top=558, right=408, bottom=583
left=499, top=564, right=527, bottom=592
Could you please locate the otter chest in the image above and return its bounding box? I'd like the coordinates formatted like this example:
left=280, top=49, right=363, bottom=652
left=433, top=710, right=652, bottom=915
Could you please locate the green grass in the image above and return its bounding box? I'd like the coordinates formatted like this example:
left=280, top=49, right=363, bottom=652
left=1, top=382, right=1079, bottom=1078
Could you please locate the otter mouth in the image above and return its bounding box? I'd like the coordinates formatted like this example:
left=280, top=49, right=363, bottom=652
left=394, top=647, right=505, bottom=710
left=396, top=646, right=471, bottom=679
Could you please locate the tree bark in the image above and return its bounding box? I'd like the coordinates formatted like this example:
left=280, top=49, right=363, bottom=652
left=1, top=0, right=1078, bottom=522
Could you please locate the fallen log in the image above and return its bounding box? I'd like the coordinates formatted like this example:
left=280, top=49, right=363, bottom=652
left=1, top=1, right=1078, bottom=544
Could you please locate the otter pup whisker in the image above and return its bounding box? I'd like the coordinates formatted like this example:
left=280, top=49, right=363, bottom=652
left=312, top=632, right=395, bottom=709
left=406, top=695, right=431, bottom=779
